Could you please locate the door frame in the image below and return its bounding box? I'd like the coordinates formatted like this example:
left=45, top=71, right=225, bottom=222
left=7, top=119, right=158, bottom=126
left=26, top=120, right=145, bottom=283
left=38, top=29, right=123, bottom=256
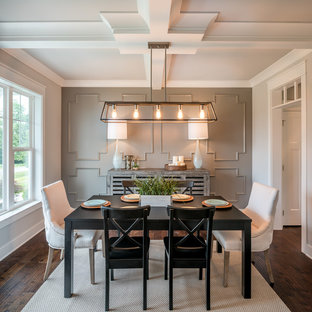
left=268, top=61, right=309, bottom=255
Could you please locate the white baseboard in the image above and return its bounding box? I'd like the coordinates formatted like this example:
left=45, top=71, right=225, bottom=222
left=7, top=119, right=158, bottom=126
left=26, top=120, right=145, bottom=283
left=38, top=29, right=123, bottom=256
left=0, top=220, right=44, bottom=261
left=303, top=243, right=312, bottom=260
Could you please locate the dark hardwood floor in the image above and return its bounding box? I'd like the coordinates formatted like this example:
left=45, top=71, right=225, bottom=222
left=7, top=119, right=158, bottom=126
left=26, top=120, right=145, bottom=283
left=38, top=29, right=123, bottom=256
left=0, top=227, right=311, bottom=312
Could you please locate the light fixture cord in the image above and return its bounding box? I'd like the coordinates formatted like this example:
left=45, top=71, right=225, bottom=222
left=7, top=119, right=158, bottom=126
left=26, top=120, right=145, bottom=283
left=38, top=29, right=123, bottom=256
left=150, top=46, right=153, bottom=102
left=165, top=46, right=167, bottom=102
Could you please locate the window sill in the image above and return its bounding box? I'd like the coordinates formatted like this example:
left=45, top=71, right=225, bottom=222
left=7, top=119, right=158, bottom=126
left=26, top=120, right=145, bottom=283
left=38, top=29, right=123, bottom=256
left=0, top=201, right=42, bottom=230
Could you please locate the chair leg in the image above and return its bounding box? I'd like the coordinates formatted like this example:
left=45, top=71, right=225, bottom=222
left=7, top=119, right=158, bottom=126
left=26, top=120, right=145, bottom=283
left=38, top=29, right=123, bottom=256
left=111, top=269, right=114, bottom=281
left=60, top=249, right=64, bottom=260
left=43, top=246, right=54, bottom=281
left=164, top=252, right=168, bottom=280
left=264, top=249, right=274, bottom=286
left=89, top=248, right=95, bottom=284
left=146, top=255, right=149, bottom=280
left=101, top=234, right=105, bottom=258
left=105, top=267, right=110, bottom=311
left=251, top=252, right=255, bottom=264
left=169, top=266, right=173, bottom=310
left=223, top=251, right=230, bottom=287
left=199, top=268, right=203, bottom=280
left=143, top=259, right=147, bottom=310
left=206, top=263, right=211, bottom=310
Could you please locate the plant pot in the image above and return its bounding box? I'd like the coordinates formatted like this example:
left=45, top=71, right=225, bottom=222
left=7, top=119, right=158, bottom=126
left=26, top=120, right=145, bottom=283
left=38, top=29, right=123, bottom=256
left=140, top=195, right=172, bottom=207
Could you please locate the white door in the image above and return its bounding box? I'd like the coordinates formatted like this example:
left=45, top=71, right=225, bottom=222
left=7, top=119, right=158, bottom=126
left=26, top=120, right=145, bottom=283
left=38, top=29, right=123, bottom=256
left=282, top=110, right=301, bottom=226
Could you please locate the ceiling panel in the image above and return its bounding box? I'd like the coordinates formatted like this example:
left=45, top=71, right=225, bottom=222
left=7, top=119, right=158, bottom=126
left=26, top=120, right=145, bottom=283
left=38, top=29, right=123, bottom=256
left=181, top=0, right=312, bottom=22
left=24, top=49, right=146, bottom=80
left=169, top=49, right=290, bottom=80
left=0, top=0, right=138, bottom=21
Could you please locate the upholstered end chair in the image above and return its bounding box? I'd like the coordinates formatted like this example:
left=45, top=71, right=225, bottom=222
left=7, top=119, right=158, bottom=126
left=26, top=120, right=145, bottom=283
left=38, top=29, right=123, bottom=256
left=213, top=182, right=279, bottom=287
left=41, top=180, right=103, bottom=283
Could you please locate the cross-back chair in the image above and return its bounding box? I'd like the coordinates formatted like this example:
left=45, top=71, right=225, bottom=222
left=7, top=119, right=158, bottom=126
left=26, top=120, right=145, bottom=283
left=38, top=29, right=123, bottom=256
left=102, top=205, right=151, bottom=311
left=122, top=180, right=137, bottom=195
left=174, top=180, right=194, bottom=195
left=164, top=206, right=215, bottom=310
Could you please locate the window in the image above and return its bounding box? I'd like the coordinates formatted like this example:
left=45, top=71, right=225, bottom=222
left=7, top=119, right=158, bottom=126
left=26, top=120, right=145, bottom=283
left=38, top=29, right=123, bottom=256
left=0, top=82, right=38, bottom=215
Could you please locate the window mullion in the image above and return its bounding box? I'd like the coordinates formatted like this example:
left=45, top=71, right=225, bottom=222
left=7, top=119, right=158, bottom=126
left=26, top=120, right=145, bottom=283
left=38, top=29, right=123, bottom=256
left=2, top=86, right=9, bottom=212
left=7, top=88, right=15, bottom=209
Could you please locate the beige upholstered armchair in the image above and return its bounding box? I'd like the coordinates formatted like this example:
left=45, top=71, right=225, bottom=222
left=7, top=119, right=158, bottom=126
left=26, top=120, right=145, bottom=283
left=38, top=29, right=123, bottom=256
left=213, top=182, right=279, bottom=287
left=41, top=180, right=103, bottom=282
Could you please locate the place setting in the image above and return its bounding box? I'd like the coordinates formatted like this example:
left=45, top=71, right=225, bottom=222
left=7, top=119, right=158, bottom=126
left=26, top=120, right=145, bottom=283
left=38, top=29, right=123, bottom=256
left=202, top=199, right=232, bottom=209
left=80, top=199, right=111, bottom=209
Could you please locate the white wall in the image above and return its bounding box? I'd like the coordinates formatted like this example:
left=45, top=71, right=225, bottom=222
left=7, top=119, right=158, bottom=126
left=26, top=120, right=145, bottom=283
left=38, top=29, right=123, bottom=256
left=252, top=52, right=312, bottom=257
left=0, top=50, right=61, bottom=260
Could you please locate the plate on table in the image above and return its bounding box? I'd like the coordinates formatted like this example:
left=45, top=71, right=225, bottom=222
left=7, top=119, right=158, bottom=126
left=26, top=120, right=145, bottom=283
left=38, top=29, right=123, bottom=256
left=121, top=194, right=140, bottom=203
left=81, top=199, right=111, bottom=209
left=172, top=194, right=194, bottom=202
left=202, top=199, right=232, bottom=209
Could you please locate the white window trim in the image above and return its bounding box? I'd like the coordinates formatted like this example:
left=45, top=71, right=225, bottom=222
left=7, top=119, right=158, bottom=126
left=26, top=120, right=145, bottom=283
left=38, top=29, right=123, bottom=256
left=0, top=63, right=45, bottom=219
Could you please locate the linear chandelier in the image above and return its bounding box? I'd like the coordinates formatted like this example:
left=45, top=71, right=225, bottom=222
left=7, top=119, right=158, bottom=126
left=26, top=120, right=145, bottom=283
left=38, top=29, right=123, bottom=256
left=100, top=42, right=217, bottom=123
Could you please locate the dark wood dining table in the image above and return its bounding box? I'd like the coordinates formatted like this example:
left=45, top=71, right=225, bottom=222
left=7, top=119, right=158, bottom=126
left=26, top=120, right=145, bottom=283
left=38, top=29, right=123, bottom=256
left=64, top=195, right=251, bottom=299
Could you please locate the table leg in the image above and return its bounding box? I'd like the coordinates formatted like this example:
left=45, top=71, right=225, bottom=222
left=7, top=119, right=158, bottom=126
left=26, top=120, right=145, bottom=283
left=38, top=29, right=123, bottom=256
left=242, top=221, right=251, bottom=298
left=64, top=220, right=74, bottom=298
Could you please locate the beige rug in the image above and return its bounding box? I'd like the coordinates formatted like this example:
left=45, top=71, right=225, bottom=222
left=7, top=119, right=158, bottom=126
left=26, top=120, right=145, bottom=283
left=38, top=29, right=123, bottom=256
left=22, top=241, right=290, bottom=311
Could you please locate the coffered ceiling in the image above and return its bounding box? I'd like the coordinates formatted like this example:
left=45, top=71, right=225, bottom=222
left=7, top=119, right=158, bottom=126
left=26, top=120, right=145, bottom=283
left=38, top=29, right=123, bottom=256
left=1, top=0, right=312, bottom=88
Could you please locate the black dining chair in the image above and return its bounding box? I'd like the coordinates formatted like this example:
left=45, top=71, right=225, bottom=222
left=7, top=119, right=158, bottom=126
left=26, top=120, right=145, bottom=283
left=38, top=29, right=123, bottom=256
left=122, top=180, right=137, bottom=195
left=175, top=180, right=194, bottom=195
left=164, top=205, right=215, bottom=310
left=102, top=205, right=151, bottom=311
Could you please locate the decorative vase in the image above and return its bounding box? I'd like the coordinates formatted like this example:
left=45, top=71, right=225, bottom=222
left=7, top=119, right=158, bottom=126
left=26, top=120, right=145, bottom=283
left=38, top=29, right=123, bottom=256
left=193, top=139, right=202, bottom=169
left=140, top=195, right=172, bottom=207
left=112, top=139, right=123, bottom=169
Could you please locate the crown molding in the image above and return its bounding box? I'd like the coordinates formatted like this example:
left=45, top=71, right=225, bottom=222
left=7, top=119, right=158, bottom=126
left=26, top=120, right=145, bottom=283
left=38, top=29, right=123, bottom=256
left=62, top=80, right=149, bottom=88
left=167, top=80, right=251, bottom=88
left=2, top=49, right=65, bottom=86
left=249, top=49, right=312, bottom=87
left=62, top=79, right=251, bottom=88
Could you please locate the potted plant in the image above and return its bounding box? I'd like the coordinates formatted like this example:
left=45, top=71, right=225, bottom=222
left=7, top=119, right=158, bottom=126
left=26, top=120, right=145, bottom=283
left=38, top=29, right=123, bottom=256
left=135, top=177, right=177, bottom=207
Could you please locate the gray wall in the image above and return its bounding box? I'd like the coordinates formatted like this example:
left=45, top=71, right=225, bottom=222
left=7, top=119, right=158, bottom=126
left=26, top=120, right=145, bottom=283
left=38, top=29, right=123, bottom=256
left=62, top=87, right=252, bottom=209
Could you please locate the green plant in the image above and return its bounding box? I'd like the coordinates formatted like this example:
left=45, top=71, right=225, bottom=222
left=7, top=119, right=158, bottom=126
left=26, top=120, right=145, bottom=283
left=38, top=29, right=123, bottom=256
left=134, top=177, right=177, bottom=195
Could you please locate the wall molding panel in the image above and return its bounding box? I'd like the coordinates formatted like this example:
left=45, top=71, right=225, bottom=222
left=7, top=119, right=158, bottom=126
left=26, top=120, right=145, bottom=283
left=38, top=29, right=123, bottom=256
left=206, top=94, right=246, bottom=161
left=68, top=94, right=108, bottom=161
left=62, top=88, right=252, bottom=208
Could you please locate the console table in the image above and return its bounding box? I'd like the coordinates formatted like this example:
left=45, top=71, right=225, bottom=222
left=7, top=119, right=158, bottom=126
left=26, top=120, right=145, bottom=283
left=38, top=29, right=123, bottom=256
left=107, top=168, right=210, bottom=195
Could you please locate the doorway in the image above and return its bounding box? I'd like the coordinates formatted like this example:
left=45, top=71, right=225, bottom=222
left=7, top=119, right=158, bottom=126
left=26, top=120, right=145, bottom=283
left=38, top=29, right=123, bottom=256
left=268, top=61, right=309, bottom=256
left=282, top=106, right=301, bottom=226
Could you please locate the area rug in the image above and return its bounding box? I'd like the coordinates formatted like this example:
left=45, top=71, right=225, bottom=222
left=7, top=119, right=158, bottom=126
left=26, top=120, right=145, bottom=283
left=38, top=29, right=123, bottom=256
left=22, top=241, right=290, bottom=311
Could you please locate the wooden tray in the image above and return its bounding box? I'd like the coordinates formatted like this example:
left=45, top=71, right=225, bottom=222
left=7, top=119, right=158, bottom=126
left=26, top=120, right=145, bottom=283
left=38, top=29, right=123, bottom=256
left=165, top=164, right=187, bottom=171
left=120, top=195, right=140, bottom=203
left=81, top=201, right=111, bottom=209
left=172, top=195, right=194, bottom=202
left=201, top=200, right=232, bottom=209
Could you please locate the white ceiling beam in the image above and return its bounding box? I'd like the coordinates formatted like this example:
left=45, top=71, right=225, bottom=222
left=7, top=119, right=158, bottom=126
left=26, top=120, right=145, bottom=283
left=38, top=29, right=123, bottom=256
left=1, top=40, right=312, bottom=50
left=150, top=48, right=166, bottom=90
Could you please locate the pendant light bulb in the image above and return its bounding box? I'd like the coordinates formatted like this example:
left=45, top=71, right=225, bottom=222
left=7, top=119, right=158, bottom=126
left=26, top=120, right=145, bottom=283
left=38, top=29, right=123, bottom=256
left=112, top=105, right=117, bottom=119
left=200, top=105, right=205, bottom=119
left=156, top=105, right=161, bottom=119
left=177, top=105, right=183, bottom=119
left=133, top=105, right=139, bottom=119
